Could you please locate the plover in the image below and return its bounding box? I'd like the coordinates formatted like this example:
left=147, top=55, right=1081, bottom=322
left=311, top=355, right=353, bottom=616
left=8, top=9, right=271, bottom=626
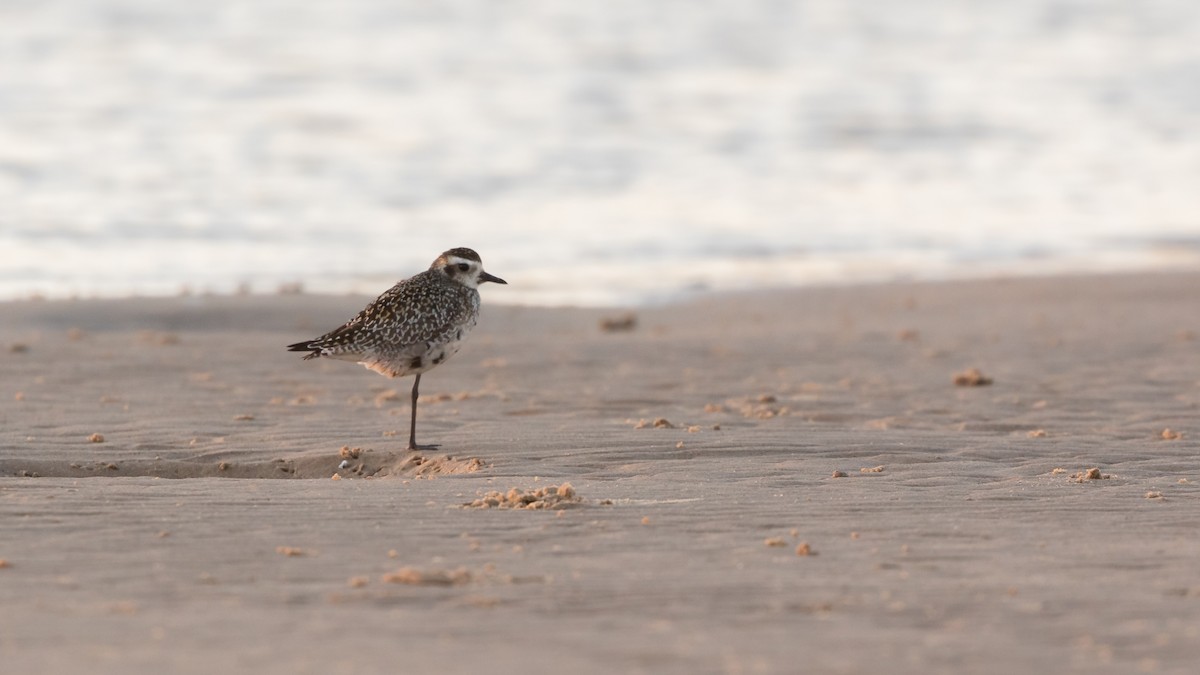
left=287, top=247, right=506, bottom=450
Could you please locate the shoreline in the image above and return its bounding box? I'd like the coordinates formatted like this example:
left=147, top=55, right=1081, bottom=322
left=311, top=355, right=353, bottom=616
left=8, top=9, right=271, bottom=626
left=5, top=260, right=1200, bottom=309
left=2, top=270, right=1199, bottom=674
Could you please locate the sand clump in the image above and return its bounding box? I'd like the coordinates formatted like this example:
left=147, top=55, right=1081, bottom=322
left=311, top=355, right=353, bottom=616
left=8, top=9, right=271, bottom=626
left=399, top=454, right=484, bottom=478
left=632, top=418, right=718, bottom=432
left=1071, top=468, right=1111, bottom=482
left=702, top=394, right=787, bottom=419
left=599, top=313, right=637, bottom=332
left=378, top=565, right=541, bottom=588
left=463, top=483, right=582, bottom=510
left=138, top=331, right=180, bottom=346
left=382, top=566, right=473, bottom=586
left=1160, top=429, right=1184, bottom=441
left=735, top=395, right=787, bottom=419
left=953, top=368, right=993, bottom=387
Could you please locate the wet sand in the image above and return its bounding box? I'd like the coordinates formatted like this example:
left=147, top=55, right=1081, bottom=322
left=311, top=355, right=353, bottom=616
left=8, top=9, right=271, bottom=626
left=2, top=272, right=1199, bottom=674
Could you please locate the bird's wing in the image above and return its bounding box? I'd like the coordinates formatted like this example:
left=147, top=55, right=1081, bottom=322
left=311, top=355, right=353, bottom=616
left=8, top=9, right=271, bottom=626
left=317, top=274, right=471, bottom=353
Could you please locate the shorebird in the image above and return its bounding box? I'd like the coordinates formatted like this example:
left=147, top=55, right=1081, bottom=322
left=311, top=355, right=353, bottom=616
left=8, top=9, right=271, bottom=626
left=287, top=247, right=506, bottom=450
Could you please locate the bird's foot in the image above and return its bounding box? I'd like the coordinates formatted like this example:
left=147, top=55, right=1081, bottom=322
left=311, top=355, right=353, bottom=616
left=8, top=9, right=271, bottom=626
left=407, top=443, right=440, bottom=452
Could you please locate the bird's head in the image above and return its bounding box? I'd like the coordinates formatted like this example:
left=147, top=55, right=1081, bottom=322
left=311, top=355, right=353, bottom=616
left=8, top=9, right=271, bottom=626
left=433, top=247, right=507, bottom=289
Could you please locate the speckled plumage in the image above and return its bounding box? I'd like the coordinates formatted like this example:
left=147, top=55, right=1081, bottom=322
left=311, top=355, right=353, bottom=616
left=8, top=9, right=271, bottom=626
left=287, top=247, right=506, bottom=449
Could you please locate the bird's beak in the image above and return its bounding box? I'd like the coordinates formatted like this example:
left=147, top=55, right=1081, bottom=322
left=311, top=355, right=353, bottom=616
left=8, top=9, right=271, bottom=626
left=479, top=271, right=507, bottom=285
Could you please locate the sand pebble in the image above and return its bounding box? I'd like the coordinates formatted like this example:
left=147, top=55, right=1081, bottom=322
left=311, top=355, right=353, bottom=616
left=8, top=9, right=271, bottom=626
left=1028, top=429, right=1048, bottom=438
left=1161, top=428, right=1184, bottom=440
left=0, top=559, right=10, bottom=569
left=331, top=473, right=342, bottom=480
left=860, top=465, right=885, bottom=473
left=953, top=368, right=993, bottom=386
left=347, top=576, right=369, bottom=588
left=275, top=546, right=308, bottom=557
left=831, top=470, right=848, bottom=478
left=641, top=516, right=651, bottom=525
left=13, top=392, right=24, bottom=401
left=795, top=542, right=813, bottom=556
left=1145, top=491, right=1164, bottom=500
left=764, top=537, right=787, bottom=548
left=88, top=433, right=105, bottom=443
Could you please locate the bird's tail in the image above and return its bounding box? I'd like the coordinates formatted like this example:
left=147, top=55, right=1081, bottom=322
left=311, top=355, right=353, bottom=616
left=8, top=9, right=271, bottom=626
left=286, top=341, right=323, bottom=360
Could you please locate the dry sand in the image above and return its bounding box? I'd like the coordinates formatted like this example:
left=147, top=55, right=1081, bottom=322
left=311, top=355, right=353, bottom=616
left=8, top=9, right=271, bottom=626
left=2, top=272, right=1199, bottom=674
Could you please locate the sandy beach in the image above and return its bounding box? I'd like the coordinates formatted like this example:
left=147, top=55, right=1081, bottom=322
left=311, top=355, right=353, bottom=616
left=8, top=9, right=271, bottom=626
left=2, top=272, right=1198, bottom=674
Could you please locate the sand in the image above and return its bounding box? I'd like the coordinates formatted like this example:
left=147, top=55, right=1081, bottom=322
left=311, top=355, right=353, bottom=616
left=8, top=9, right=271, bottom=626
left=2, top=272, right=1199, bottom=674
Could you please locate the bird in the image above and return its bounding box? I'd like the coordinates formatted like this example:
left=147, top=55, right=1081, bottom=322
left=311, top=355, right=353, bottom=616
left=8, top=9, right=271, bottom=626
left=286, top=247, right=506, bottom=450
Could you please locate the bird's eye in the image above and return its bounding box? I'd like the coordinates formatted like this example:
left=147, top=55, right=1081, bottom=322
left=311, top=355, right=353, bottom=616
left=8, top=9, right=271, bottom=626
left=457, top=263, right=470, bottom=272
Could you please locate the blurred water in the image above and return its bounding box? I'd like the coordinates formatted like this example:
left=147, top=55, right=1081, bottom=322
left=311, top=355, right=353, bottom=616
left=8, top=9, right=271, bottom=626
left=1, top=0, right=1198, bottom=305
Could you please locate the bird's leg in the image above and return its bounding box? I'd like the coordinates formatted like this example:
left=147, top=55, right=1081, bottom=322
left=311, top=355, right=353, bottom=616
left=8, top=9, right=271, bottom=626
left=408, top=374, right=421, bottom=450
left=407, top=373, right=439, bottom=451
